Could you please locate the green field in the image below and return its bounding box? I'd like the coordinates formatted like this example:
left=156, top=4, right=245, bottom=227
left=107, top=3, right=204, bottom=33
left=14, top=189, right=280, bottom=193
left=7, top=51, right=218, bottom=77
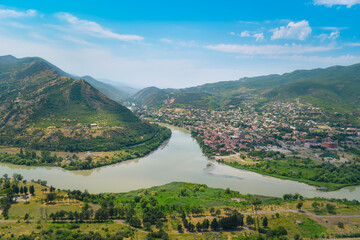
left=1, top=176, right=359, bottom=239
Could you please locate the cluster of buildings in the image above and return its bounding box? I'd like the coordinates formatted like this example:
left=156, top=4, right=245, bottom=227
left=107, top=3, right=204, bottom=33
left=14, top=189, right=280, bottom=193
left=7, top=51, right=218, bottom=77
left=133, top=101, right=360, bottom=161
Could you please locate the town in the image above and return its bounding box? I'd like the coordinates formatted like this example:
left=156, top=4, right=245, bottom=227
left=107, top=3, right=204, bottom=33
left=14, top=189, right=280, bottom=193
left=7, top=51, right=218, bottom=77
left=129, top=100, right=360, bottom=190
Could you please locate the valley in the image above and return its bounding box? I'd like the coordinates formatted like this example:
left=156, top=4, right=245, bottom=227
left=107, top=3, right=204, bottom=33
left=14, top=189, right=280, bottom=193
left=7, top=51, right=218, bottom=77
left=0, top=56, right=360, bottom=238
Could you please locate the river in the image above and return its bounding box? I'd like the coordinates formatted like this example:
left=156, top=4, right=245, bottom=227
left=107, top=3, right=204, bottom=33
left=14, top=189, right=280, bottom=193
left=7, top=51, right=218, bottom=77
left=0, top=126, right=359, bottom=200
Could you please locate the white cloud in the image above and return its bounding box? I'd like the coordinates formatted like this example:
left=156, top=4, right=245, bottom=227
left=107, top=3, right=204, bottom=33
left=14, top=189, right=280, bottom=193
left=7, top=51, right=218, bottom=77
left=205, top=43, right=336, bottom=55
left=229, top=32, right=236, bottom=35
left=314, top=0, right=360, bottom=7
left=239, top=31, right=264, bottom=41
left=317, top=30, right=340, bottom=41
left=160, top=38, right=173, bottom=43
left=329, top=31, right=340, bottom=39
left=345, top=42, right=360, bottom=47
left=271, top=20, right=312, bottom=40
left=254, top=33, right=264, bottom=42
left=56, top=12, right=143, bottom=41
left=240, top=31, right=251, bottom=37
left=0, top=8, right=37, bottom=18
left=159, top=38, right=198, bottom=47
left=321, top=26, right=347, bottom=31
left=265, top=54, right=360, bottom=64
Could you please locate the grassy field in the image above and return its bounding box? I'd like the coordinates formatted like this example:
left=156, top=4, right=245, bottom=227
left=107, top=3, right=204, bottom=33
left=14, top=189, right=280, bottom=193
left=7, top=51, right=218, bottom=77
left=1, top=180, right=360, bottom=239
left=222, top=156, right=360, bottom=191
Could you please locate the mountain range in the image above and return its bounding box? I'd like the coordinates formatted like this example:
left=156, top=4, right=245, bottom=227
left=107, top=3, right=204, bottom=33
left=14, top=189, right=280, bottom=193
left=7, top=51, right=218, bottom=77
left=132, top=63, right=360, bottom=113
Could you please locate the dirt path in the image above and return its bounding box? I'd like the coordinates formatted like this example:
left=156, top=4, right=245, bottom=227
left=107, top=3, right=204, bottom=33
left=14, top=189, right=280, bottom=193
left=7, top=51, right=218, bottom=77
left=242, top=209, right=360, bottom=218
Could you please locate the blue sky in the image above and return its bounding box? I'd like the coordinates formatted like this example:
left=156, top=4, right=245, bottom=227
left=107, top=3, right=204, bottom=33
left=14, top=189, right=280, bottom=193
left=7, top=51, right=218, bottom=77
left=0, top=0, right=360, bottom=88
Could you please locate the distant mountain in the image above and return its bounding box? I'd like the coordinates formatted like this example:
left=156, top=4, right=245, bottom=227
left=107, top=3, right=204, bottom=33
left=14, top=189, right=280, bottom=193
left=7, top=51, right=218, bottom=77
left=97, top=78, right=139, bottom=95
left=0, top=55, right=167, bottom=152
left=132, top=86, right=220, bottom=109
left=132, top=87, right=167, bottom=106
left=79, top=76, right=136, bottom=102
left=131, top=63, right=360, bottom=112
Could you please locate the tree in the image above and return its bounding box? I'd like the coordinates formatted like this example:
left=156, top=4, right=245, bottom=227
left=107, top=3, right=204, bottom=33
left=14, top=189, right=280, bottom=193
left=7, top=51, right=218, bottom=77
left=187, top=222, right=195, bottom=232
left=215, top=209, right=221, bottom=216
left=29, top=185, right=35, bottom=196
left=312, top=202, right=319, bottom=209
left=181, top=211, right=186, bottom=220
left=23, top=186, right=28, bottom=195
left=210, top=218, right=219, bottom=231
left=262, top=217, right=268, bottom=228
left=12, top=173, right=23, bottom=182
left=326, top=204, right=336, bottom=214
left=210, top=207, right=215, bottom=215
left=12, top=184, right=19, bottom=194
left=182, top=218, right=189, bottom=229
left=202, top=219, right=210, bottom=230
left=128, top=216, right=142, bottom=228
left=246, top=215, right=255, bottom=226
left=46, top=193, right=56, bottom=203
left=296, top=202, right=303, bottom=211
left=196, top=222, right=202, bottom=232
left=177, top=224, right=183, bottom=233
left=337, top=222, right=344, bottom=228
left=94, top=208, right=109, bottom=221
left=0, top=193, right=12, bottom=219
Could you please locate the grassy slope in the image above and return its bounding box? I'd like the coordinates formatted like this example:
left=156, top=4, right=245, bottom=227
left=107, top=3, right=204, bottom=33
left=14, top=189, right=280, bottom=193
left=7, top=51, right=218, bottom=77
left=0, top=56, right=169, bottom=152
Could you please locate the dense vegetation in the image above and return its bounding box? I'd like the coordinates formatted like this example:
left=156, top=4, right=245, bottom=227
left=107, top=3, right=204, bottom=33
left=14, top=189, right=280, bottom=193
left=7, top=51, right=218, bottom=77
left=0, top=126, right=170, bottom=170
left=225, top=157, right=360, bottom=191
left=0, top=55, right=169, bottom=152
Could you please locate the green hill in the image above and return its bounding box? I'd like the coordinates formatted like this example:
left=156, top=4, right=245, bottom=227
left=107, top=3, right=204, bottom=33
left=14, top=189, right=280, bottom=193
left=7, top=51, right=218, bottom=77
left=132, top=63, right=360, bottom=112
left=0, top=55, right=169, bottom=152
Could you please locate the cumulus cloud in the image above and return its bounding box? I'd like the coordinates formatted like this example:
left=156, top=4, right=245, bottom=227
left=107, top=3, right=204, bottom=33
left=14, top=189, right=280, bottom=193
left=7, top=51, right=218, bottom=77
left=205, top=43, right=335, bottom=55
left=271, top=20, right=312, bottom=40
left=0, top=8, right=37, bottom=18
left=314, top=0, right=360, bottom=7
left=56, top=12, right=143, bottom=41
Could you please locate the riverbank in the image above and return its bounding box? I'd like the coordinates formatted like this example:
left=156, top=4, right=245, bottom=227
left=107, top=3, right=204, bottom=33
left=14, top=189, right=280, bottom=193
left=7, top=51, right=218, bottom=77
left=222, top=160, right=350, bottom=192
left=191, top=131, right=360, bottom=192
left=0, top=126, right=171, bottom=170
